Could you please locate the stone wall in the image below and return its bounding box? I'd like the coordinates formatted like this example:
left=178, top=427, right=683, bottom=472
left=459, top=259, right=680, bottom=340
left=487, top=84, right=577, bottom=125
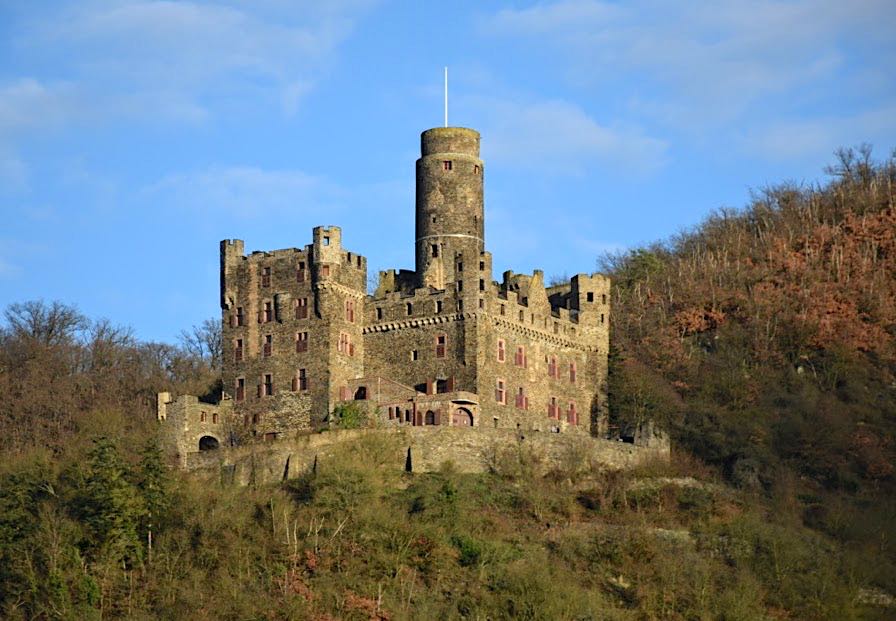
left=184, top=426, right=667, bottom=486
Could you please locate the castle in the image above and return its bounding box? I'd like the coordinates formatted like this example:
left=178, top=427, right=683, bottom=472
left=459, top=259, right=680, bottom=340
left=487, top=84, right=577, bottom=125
left=158, top=126, right=612, bottom=466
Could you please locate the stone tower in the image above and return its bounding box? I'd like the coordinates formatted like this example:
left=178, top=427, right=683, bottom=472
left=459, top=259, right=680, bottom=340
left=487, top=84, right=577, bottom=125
left=415, top=127, right=484, bottom=291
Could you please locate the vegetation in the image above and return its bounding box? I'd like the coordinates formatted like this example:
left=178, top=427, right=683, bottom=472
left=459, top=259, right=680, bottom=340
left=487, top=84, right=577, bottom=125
left=0, top=148, right=893, bottom=618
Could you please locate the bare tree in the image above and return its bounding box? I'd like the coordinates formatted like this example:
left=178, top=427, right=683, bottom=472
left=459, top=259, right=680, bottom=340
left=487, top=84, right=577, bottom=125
left=178, top=318, right=222, bottom=369
left=4, top=300, right=88, bottom=346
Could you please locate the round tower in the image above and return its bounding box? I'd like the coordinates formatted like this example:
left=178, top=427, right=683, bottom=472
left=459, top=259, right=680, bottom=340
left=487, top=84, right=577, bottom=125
left=415, top=127, right=484, bottom=289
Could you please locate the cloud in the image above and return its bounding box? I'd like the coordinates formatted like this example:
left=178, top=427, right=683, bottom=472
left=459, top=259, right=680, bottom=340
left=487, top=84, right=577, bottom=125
left=145, top=166, right=343, bottom=219
left=467, top=95, right=668, bottom=174
left=483, top=0, right=896, bottom=126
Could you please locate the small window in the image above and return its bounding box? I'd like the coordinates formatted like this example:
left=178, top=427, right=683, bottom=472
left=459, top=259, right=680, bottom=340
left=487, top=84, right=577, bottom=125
left=515, top=387, right=528, bottom=410
left=514, top=345, right=527, bottom=368
left=411, top=349, right=419, bottom=361
left=338, top=332, right=354, bottom=356
left=474, top=164, right=480, bottom=175
left=406, top=302, right=413, bottom=316
left=235, top=378, right=245, bottom=402
left=548, top=356, right=557, bottom=378
left=479, top=261, right=485, bottom=270
left=570, top=361, right=577, bottom=384
left=602, top=293, right=607, bottom=305
left=548, top=396, right=558, bottom=419
left=587, top=292, right=594, bottom=302
left=295, top=331, right=308, bottom=353
left=479, top=279, right=485, bottom=291
left=567, top=402, right=578, bottom=425
left=321, top=265, right=330, bottom=277
left=263, top=334, right=273, bottom=357
left=200, top=411, right=206, bottom=423
left=431, top=244, right=439, bottom=258
left=296, top=261, right=306, bottom=283
left=234, top=338, right=243, bottom=362
left=457, top=261, right=463, bottom=272
left=323, top=236, right=330, bottom=246
left=519, top=310, right=524, bottom=321
left=443, top=160, right=453, bottom=171
left=497, top=339, right=505, bottom=362
left=376, top=307, right=383, bottom=320
left=457, top=280, right=463, bottom=292
left=261, top=266, right=271, bottom=287
left=292, top=368, right=308, bottom=391
left=262, top=373, right=273, bottom=396
left=478, top=298, right=484, bottom=309
left=263, top=301, right=273, bottom=323
left=432, top=216, right=436, bottom=223
left=601, top=313, right=605, bottom=324
left=435, top=334, right=447, bottom=358
left=236, top=306, right=245, bottom=326
left=495, top=379, right=506, bottom=404
left=295, top=298, right=308, bottom=320
left=500, top=304, right=505, bottom=316
left=456, top=300, right=464, bottom=312
left=345, top=299, right=355, bottom=323
left=212, top=412, right=218, bottom=424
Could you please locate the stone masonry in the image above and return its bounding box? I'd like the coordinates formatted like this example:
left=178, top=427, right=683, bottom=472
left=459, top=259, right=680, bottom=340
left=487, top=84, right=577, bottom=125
left=161, top=125, right=626, bottom=467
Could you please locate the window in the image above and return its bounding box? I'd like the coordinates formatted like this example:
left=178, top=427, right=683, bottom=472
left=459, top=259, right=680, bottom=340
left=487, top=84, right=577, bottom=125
left=474, top=164, right=480, bottom=175
left=435, top=334, right=446, bottom=358
left=296, top=261, right=306, bottom=282
left=443, top=160, right=453, bottom=170
left=436, top=300, right=443, bottom=313
left=548, top=356, right=558, bottom=378
left=236, top=306, right=245, bottom=326
left=479, top=261, right=485, bottom=270
left=567, top=402, right=578, bottom=425
left=234, top=338, right=243, bottom=362
left=261, top=266, right=271, bottom=287
left=295, top=297, right=308, bottom=320
left=500, top=304, right=505, bottom=316
left=478, top=298, right=484, bottom=309
left=262, top=373, right=273, bottom=397
left=457, top=261, right=463, bottom=272
left=262, top=301, right=273, bottom=323
left=601, top=313, right=605, bottom=324
left=457, top=280, right=463, bottom=292
left=212, top=412, right=218, bottom=424
left=548, top=396, right=559, bottom=418
left=519, top=310, right=524, bottom=321
left=292, top=368, right=308, bottom=391
left=569, top=361, right=577, bottom=384
left=587, top=292, right=594, bottom=302
left=321, top=265, right=330, bottom=277
left=495, top=379, right=506, bottom=404
left=514, top=345, right=527, bottom=368
left=200, top=411, right=206, bottom=423
left=376, top=307, right=383, bottom=320
left=252, top=413, right=259, bottom=425
left=602, top=293, right=607, bottom=305
left=235, top=378, right=245, bottom=402
left=323, top=236, right=330, bottom=246
left=295, top=331, right=308, bottom=353
left=411, top=349, right=418, bottom=361
left=406, top=302, right=413, bottom=316
left=338, top=332, right=354, bottom=356
left=345, top=299, right=355, bottom=323
left=456, top=300, right=464, bottom=312
left=497, top=339, right=506, bottom=362
left=263, top=334, right=273, bottom=357
left=431, top=244, right=439, bottom=257
left=515, top=387, right=528, bottom=410
left=479, top=279, right=485, bottom=291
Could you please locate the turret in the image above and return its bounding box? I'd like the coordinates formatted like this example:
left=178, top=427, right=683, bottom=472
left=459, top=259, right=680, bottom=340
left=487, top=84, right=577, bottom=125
left=415, top=127, right=484, bottom=290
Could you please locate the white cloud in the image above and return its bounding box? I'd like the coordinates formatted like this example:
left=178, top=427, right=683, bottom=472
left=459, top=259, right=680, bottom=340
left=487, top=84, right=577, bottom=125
left=146, top=166, right=343, bottom=218
left=468, top=95, right=667, bottom=174
left=483, top=0, right=896, bottom=125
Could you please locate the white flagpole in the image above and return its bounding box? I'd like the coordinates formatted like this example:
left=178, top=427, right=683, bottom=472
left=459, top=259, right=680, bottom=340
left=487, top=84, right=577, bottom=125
left=444, top=67, right=448, bottom=127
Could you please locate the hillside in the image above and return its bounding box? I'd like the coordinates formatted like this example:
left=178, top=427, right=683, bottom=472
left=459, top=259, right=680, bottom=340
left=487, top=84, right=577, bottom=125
left=0, top=147, right=894, bottom=619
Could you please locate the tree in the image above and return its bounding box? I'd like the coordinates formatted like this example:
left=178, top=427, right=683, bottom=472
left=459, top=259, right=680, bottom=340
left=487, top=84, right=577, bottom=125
left=178, top=318, right=222, bottom=370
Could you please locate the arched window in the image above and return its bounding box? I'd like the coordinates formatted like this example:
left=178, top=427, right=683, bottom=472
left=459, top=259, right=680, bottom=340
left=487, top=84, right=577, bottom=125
left=424, top=410, right=436, bottom=425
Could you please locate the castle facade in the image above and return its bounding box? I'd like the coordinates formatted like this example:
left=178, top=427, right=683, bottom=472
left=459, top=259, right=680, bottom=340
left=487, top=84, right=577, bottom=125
left=160, top=127, right=610, bottom=460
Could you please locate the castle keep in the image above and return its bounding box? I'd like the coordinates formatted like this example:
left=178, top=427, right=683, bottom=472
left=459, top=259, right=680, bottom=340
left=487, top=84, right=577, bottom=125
left=159, top=126, right=611, bottom=464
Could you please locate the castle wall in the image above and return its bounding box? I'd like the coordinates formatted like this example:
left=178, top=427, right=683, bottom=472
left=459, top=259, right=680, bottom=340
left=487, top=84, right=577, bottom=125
left=183, top=427, right=667, bottom=485
left=157, top=393, right=231, bottom=466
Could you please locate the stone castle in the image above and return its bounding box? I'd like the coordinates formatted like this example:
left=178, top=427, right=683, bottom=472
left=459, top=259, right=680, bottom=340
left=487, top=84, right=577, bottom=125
left=158, top=126, right=615, bottom=468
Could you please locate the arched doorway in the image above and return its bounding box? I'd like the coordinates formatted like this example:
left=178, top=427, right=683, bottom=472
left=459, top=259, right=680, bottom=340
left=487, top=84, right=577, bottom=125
left=424, top=410, right=436, bottom=425
left=198, top=435, right=220, bottom=451
left=452, top=408, right=474, bottom=427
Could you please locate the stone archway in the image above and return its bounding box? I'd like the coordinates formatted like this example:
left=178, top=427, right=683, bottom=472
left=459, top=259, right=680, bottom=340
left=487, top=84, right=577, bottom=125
left=452, top=408, right=474, bottom=427
left=198, top=435, right=220, bottom=451
left=424, top=410, right=436, bottom=425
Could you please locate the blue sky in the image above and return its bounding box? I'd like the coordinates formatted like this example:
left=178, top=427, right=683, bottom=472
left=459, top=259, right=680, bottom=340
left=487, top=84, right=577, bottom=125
left=1, top=1, right=894, bottom=342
